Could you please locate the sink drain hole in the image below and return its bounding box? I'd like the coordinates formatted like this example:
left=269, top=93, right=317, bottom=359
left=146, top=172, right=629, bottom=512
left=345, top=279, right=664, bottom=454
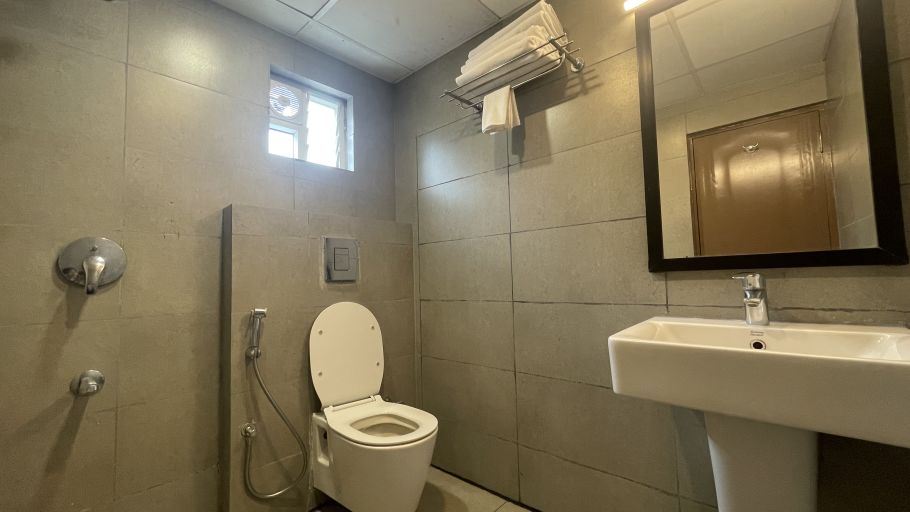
left=751, top=340, right=766, bottom=350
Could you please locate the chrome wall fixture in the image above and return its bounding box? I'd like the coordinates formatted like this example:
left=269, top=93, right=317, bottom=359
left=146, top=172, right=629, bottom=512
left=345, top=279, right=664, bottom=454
left=57, top=237, right=127, bottom=295
left=70, top=370, right=105, bottom=396
left=241, top=307, right=309, bottom=499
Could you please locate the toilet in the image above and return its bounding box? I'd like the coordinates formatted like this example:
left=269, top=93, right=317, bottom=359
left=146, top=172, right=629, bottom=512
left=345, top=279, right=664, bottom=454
left=309, top=302, right=438, bottom=512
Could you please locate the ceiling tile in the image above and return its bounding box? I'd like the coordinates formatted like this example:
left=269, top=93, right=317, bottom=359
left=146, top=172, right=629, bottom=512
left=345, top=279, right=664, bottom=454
left=213, top=0, right=310, bottom=36
left=696, top=26, right=830, bottom=92
left=675, top=0, right=840, bottom=68
left=651, top=24, right=690, bottom=84
left=318, top=0, right=499, bottom=70
left=279, top=0, right=331, bottom=17
left=296, top=21, right=412, bottom=82
left=477, top=0, right=537, bottom=18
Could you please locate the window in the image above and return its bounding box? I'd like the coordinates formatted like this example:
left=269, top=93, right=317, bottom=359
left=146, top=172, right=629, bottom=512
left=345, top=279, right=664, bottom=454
left=268, top=76, right=350, bottom=169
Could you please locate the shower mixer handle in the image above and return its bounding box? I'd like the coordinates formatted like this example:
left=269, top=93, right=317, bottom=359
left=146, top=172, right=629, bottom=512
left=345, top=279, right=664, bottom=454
left=83, top=254, right=106, bottom=295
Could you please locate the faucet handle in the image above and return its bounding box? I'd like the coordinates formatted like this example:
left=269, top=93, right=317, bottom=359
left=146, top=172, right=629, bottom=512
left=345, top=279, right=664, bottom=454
left=732, top=272, right=765, bottom=290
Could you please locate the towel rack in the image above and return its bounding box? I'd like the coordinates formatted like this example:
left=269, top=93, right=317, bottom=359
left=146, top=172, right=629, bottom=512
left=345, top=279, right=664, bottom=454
left=440, top=34, right=585, bottom=113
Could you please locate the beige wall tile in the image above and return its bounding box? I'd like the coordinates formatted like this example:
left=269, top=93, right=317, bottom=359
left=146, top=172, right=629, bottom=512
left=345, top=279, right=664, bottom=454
left=889, top=61, right=910, bottom=185
left=666, top=264, right=910, bottom=312
left=417, top=116, right=509, bottom=189
left=116, top=390, right=218, bottom=497
left=514, top=303, right=665, bottom=387
left=295, top=179, right=358, bottom=217
left=124, top=149, right=227, bottom=236
left=366, top=299, right=416, bottom=358
left=517, top=373, right=678, bottom=493
left=0, top=0, right=127, bottom=61
left=308, top=212, right=412, bottom=245
left=118, top=312, right=219, bottom=407
left=231, top=204, right=310, bottom=238
left=419, top=236, right=512, bottom=301
left=111, top=466, right=218, bottom=512
left=0, top=225, right=122, bottom=326
left=422, top=357, right=516, bottom=441
left=419, top=169, right=510, bottom=243
left=229, top=308, right=316, bottom=395
left=509, top=132, right=645, bottom=232
left=0, top=320, right=119, bottom=433
left=0, top=409, right=115, bottom=512
left=359, top=241, right=415, bottom=302
left=512, top=219, right=665, bottom=304
left=674, top=408, right=717, bottom=507
left=120, top=232, right=221, bottom=318
left=230, top=234, right=315, bottom=314
left=518, top=447, right=680, bottom=512
left=681, top=499, right=719, bottom=512
left=550, top=0, right=636, bottom=67
left=231, top=168, right=295, bottom=212
left=0, top=26, right=125, bottom=230
left=432, top=418, right=520, bottom=500
left=510, top=50, right=640, bottom=163
left=884, top=0, right=910, bottom=64
left=126, top=66, right=268, bottom=171
left=381, top=353, right=417, bottom=406
left=421, top=300, right=514, bottom=370
left=230, top=383, right=313, bottom=471
left=128, top=0, right=270, bottom=105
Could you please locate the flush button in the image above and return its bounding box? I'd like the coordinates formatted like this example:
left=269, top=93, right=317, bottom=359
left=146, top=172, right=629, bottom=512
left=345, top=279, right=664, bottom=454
left=324, top=237, right=358, bottom=282
left=334, top=247, right=350, bottom=271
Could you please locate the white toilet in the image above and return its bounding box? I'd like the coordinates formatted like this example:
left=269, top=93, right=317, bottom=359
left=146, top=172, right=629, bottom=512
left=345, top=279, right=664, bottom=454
left=309, top=302, right=438, bottom=512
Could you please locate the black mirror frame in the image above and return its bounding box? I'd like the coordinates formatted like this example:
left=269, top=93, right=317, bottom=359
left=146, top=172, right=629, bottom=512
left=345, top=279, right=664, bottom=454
left=637, top=0, right=908, bottom=272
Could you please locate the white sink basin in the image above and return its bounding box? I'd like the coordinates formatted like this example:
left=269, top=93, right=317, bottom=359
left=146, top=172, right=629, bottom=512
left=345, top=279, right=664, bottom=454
left=608, top=316, right=910, bottom=448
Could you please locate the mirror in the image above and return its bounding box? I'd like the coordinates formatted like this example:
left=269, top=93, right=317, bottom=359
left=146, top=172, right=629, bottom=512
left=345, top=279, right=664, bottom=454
left=637, top=0, right=907, bottom=271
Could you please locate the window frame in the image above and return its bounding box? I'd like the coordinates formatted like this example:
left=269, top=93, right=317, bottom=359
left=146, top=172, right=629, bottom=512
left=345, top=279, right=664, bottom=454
left=268, top=73, right=353, bottom=171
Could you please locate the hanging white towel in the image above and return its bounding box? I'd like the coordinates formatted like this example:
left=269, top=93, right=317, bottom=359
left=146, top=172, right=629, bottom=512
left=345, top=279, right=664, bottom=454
left=481, top=86, right=520, bottom=134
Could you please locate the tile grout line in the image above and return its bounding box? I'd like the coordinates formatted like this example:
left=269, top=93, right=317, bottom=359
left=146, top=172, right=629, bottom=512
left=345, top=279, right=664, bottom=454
left=506, top=127, right=522, bottom=502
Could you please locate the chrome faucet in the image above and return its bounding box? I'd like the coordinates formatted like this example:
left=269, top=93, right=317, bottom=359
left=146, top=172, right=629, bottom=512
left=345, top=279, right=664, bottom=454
left=732, top=272, right=769, bottom=326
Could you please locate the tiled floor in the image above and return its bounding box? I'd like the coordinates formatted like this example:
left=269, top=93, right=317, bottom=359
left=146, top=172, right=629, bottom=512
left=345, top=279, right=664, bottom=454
left=312, top=467, right=531, bottom=512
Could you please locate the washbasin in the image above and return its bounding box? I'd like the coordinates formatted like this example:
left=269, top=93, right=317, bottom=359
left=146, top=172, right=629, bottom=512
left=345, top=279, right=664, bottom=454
left=608, top=317, right=910, bottom=448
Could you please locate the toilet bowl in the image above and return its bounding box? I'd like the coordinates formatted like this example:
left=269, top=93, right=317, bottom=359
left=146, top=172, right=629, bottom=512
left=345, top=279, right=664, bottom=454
left=309, top=302, right=438, bottom=512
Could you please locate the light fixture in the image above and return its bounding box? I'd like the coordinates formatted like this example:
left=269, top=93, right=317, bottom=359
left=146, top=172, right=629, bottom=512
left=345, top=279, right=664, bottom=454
left=624, top=0, right=651, bottom=11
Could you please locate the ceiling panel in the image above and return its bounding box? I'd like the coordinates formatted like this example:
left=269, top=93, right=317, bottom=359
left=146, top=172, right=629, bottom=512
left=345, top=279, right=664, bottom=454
left=478, top=0, right=537, bottom=17
left=213, top=0, right=310, bottom=36
left=696, top=26, right=830, bottom=92
left=675, top=0, right=839, bottom=68
left=317, top=0, right=499, bottom=70
left=651, top=24, right=690, bottom=85
left=280, top=0, right=332, bottom=17
left=296, top=21, right=412, bottom=82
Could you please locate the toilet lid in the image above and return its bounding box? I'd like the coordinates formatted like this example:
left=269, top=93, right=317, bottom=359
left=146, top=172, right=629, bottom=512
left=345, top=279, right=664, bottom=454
left=310, top=302, right=384, bottom=407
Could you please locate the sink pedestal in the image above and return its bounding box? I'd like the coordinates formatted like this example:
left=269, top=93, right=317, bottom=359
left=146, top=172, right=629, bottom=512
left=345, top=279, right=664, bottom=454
left=706, top=413, right=818, bottom=512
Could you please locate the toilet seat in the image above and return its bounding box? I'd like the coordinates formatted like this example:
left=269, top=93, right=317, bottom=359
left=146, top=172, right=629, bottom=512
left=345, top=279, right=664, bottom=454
left=324, top=397, right=438, bottom=447
left=310, top=302, right=385, bottom=407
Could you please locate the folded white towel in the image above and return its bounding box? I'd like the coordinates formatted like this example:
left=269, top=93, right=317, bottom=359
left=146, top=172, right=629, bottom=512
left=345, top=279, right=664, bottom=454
left=461, top=25, right=550, bottom=74
left=457, top=32, right=548, bottom=86
left=482, top=85, right=520, bottom=134
left=458, top=48, right=560, bottom=92
left=469, top=1, right=564, bottom=59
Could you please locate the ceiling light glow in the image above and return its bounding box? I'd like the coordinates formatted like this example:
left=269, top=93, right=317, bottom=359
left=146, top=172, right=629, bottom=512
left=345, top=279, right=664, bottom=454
left=624, top=0, right=651, bottom=11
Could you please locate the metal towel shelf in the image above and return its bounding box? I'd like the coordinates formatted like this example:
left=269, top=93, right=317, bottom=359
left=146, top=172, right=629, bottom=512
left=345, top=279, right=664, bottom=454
left=440, top=33, right=584, bottom=113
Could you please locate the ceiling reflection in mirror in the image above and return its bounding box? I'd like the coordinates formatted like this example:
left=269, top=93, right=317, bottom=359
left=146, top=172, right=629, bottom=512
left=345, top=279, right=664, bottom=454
left=650, top=0, right=876, bottom=258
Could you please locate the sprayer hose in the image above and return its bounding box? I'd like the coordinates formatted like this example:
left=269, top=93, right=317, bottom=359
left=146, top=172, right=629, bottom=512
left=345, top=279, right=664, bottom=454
left=243, top=356, right=309, bottom=500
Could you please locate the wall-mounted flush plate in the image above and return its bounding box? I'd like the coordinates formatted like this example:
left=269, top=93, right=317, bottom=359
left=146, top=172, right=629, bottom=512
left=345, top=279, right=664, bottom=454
left=324, top=237, right=358, bottom=282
